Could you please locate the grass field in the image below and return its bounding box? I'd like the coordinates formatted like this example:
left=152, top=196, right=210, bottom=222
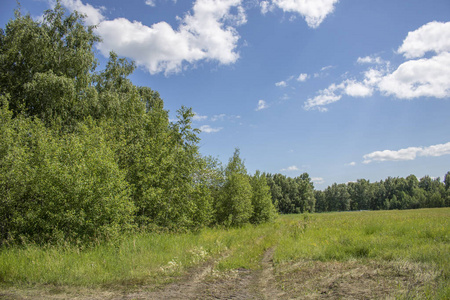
left=0, top=208, right=449, bottom=299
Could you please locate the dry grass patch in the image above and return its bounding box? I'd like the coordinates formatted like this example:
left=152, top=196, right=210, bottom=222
left=275, top=259, right=439, bottom=299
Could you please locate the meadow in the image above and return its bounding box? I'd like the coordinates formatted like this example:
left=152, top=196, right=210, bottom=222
left=1, top=208, right=449, bottom=299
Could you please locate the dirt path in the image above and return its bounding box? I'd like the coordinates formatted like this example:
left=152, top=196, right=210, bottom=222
left=1, top=250, right=437, bottom=299
left=125, top=247, right=283, bottom=300
left=251, top=247, right=285, bottom=300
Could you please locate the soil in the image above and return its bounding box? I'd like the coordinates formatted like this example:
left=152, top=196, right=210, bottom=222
left=0, top=250, right=438, bottom=299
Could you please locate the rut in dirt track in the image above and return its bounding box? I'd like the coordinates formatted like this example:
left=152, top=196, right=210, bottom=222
left=124, top=247, right=284, bottom=300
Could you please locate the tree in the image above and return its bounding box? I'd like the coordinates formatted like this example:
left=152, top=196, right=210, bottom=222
left=314, top=190, right=327, bottom=212
left=0, top=2, right=217, bottom=244
left=325, top=183, right=350, bottom=212
left=250, top=171, right=277, bottom=224
left=445, top=172, right=450, bottom=191
left=215, top=149, right=253, bottom=226
left=0, top=3, right=100, bottom=129
left=295, top=173, right=316, bottom=213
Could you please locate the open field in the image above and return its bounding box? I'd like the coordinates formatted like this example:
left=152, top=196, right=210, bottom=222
left=1, top=208, right=449, bottom=299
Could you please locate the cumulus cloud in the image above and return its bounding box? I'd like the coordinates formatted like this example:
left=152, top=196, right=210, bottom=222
left=397, top=21, right=450, bottom=59
left=256, top=100, right=268, bottom=111
left=304, top=69, right=384, bottom=111
left=87, top=0, right=247, bottom=75
left=275, top=80, right=287, bottom=87
left=145, top=0, right=156, bottom=6
left=305, top=21, right=450, bottom=111
left=281, top=165, right=299, bottom=172
left=378, top=52, right=450, bottom=99
left=199, top=125, right=223, bottom=133
left=59, top=0, right=104, bottom=25
left=297, top=73, right=309, bottom=82
left=363, top=142, right=450, bottom=164
left=270, top=0, right=339, bottom=28
left=344, top=80, right=373, bottom=97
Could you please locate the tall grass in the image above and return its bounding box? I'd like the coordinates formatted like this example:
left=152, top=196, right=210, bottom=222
left=0, top=208, right=448, bottom=298
left=275, top=209, right=449, bottom=265
left=0, top=223, right=278, bottom=287
left=275, top=208, right=450, bottom=298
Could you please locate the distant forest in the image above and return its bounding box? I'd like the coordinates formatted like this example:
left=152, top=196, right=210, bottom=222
left=1, top=3, right=449, bottom=246
left=265, top=172, right=450, bottom=214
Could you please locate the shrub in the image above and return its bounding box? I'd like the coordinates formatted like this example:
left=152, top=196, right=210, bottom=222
left=0, top=102, right=135, bottom=245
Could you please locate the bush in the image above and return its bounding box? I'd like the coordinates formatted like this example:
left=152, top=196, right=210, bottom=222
left=0, top=103, right=135, bottom=245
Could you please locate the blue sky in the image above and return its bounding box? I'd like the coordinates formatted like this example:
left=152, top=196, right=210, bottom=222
left=1, top=0, right=450, bottom=189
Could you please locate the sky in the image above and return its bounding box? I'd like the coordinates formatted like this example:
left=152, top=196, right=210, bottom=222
left=1, top=0, right=450, bottom=189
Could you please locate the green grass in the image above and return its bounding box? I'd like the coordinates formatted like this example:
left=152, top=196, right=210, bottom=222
left=0, top=208, right=449, bottom=298
left=274, top=208, right=450, bottom=298
left=0, top=223, right=278, bottom=287
left=275, top=209, right=449, bottom=265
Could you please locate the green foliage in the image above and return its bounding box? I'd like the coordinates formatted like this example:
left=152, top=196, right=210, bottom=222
left=0, top=3, right=230, bottom=245
left=0, top=100, right=135, bottom=245
left=215, top=149, right=253, bottom=226
left=0, top=3, right=99, bottom=128
left=265, top=173, right=315, bottom=214
left=250, top=171, right=277, bottom=224
left=316, top=174, right=449, bottom=213
left=445, top=172, right=450, bottom=191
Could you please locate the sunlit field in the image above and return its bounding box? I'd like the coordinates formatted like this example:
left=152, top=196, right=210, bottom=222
left=1, top=208, right=449, bottom=299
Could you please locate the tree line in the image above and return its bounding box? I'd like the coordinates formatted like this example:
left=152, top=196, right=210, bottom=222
left=314, top=174, right=450, bottom=213
left=0, top=3, right=448, bottom=246
left=264, top=172, right=450, bottom=214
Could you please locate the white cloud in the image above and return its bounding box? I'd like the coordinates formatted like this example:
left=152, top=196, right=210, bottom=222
left=311, top=177, right=325, bottom=184
left=321, top=65, right=334, bottom=71
left=211, top=114, right=226, bottom=121
left=281, top=165, right=299, bottom=172
left=260, top=1, right=275, bottom=14
left=145, top=0, right=156, bottom=6
left=59, top=0, right=104, bottom=25
left=304, top=83, right=342, bottom=111
left=357, top=55, right=384, bottom=65
left=305, top=21, right=450, bottom=111
left=363, top=142, right=450, bottom=164
left=94, top=0, right=246, bottom=75
left=419, top=142, right=450, bottom=157
left=347, top=162, right=356, bottom=166
left=192, top=112, right=208, bottom=121
left=256, top=99, right=268, bottom=111
left=271, top=0, right=339, bottom=28
left=344, top=80, right=373, bottom=97
left=397, top=21, right=450, bottom=59
left=297, top=73, right=308, bottom=82
left=275, top=80, right=287, bottom=87
left=304, top=67, right=386, bottom=111
left=378, top=52, right=450, bottom=99
left=199, top=125, right=223, bottom=133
